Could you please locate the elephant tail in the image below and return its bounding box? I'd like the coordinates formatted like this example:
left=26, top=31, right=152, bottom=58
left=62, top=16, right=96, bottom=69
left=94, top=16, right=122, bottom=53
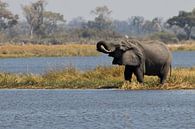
left=169, top=64, right=172, bottom=77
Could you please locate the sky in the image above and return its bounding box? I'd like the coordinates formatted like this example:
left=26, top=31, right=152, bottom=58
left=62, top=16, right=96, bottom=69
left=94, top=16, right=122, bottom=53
left=5, top=0, right=195, bottom=22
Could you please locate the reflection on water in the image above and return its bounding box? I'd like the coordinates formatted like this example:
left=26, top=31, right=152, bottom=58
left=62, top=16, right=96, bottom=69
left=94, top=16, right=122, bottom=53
left=0, top=51, right=194, bottom=74
left=0, top=89, right=194, bottom=129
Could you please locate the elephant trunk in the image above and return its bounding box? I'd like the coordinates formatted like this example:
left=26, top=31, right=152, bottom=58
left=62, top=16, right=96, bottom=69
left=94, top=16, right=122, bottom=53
left=96, top=41, right=113, bottom=53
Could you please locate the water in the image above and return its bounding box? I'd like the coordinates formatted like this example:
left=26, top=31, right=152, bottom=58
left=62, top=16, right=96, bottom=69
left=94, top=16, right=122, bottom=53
left=0, top=55, right=112, bottom=74
left=0, top=89, right=194, bottom=129
left=0, top=51, right=194, bottom=74
left=172, top=51, right=195, bottom=68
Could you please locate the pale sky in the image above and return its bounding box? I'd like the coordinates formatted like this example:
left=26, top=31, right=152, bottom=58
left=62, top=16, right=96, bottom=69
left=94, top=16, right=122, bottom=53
left=5, top=0, right=195, bottom=21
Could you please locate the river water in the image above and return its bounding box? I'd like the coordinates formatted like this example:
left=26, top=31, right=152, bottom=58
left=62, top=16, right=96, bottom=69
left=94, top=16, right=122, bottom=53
left=0, top=52, right=194, bottom=129
left=0, top=89, right=194, bottom=129
left=0, top=51, right=194, bottom=74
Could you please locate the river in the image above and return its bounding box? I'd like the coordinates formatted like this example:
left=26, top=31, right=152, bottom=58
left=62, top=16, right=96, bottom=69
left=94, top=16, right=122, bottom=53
left=0, top=89, right=194, bottom=129
left=0, top=51, right=194, bottom=74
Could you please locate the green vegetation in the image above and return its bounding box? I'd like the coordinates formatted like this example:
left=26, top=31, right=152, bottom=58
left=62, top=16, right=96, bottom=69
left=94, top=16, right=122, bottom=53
left=167, top=9, right=195, bottom=40
left=0, top=0, right=195, bottom=44
left=150, top=32, right=179, bottom=43
left=0, top=66, right=194, bottom=90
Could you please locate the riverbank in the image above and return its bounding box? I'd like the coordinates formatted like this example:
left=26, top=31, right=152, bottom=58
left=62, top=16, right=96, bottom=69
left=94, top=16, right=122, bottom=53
left=0, top=66, right=194, bottom=90
left=0, top=44, right=99, bottom=58
left=0, top=41, right=195, bottom=58
left=167, top=40, right=195, bottom=51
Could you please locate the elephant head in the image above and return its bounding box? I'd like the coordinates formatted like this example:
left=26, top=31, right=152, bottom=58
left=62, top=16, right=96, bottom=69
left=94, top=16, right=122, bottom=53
left=96, top=40, right=144, bottom=66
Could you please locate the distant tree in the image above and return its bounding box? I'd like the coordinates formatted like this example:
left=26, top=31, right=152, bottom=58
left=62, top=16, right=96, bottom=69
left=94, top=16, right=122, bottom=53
left=68, top=17, right=86, bottom=29
left=22, top=0, right=45, bottom=38
left=129, top=16, right=144, bottom=35
left=43, top=11, right=66, bottom=35
left=0, top=0, right=18, bottom=31
left=142, top=17, right=162, bottom=33
left=167, top=9, right=195, bottom=40
left=152, top=17, right=162, bottom=32
left=112, top=20, right=130, bottom=35
left=89, top=5, right=112, bottom=30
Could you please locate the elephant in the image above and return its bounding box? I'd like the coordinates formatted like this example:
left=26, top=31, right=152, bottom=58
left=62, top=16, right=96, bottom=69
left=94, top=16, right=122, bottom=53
left=96, top=39, right=172, bottom=84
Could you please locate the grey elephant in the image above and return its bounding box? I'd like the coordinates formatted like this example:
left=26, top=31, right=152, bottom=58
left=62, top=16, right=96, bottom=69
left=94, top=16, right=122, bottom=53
left=96, top=39, right=172, bottom=84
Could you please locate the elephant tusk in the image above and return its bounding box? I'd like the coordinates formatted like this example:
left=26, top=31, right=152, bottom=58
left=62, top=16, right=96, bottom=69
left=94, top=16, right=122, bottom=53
left=100, top=45, right=112, bottom=53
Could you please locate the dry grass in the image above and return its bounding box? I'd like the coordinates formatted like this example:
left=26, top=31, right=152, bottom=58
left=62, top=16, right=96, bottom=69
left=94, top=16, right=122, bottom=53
left=167, top=40, right=195, bottom=51
left=0, top=40, right=195, bottom=58
left=0, top=44, right=99, bottom=58
left=0, top=66, right=194, bottom=90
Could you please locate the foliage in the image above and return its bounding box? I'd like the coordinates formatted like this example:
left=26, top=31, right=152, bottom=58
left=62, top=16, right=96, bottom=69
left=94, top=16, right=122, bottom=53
left=43, top=11, right=66, bottom=35
left=0, top=0, right=18, bottom=31
left=150, top=32, right=178, bottom=43
left=167, top=9, right=195, bottom=40
left=22, top=0, right=45, bottom=38
left=0, top=1, right=194, bottom=44
left=89, top=6, right=112, bottom=30
left=22, top=0, right=65, bottom=38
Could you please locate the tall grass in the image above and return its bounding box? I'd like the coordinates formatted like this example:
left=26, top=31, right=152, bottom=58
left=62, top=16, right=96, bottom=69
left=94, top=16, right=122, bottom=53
left=0, top=44, right=99, bottom=58
left=0, top=41, right=195, bottom=58
left=0, top=66, right=194, bottom=90
left=167, top=40, right=195, bottom=51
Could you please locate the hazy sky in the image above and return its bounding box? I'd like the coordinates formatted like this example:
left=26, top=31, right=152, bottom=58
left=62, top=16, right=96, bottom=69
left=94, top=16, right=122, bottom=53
left=5, top=0, right=195, bottom=21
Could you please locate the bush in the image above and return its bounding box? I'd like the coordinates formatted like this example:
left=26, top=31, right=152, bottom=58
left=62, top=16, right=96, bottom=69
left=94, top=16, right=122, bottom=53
left=150, top=32, right=179, bottom=43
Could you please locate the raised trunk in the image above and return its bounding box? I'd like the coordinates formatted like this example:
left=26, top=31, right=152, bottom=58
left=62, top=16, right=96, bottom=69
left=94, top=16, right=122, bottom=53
left=96, top=41, right=113, bottom=53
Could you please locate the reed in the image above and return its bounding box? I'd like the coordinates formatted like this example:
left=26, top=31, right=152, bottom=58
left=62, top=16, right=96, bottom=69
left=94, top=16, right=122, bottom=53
left=0, top=44, right=99, bottom=58
left=0, top=41, right=195, bottom=58
left=0, top=66, right=194, bottom=90
left=167, top=40, right=195, bottom=51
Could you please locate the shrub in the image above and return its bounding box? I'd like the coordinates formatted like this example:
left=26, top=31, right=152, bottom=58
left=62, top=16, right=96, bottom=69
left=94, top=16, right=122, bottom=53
left=150, top=32, right=179, bottom=43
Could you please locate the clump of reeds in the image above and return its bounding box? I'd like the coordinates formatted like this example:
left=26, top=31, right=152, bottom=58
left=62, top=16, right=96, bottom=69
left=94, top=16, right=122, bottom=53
left=0, top=44, right=99, bottom=58
left=0, top=66, right=194, bottom=90
left=167, top=40, right=195, bottom=51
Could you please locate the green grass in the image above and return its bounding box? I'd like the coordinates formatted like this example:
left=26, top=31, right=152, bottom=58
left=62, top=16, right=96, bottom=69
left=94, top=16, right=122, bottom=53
left=0, top=66, right=195, bottom=90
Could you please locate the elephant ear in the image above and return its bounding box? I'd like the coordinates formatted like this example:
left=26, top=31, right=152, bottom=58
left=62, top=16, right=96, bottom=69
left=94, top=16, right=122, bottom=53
left=119, top=40, right=139, bottom=51
left=120, top=41, right=144, bottom=66
left=122, top=50, right=140, bottom=66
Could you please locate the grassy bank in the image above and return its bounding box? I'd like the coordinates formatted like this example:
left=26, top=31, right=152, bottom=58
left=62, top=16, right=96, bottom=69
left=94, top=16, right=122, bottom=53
left=0, top=66, right=194, bottom=90
left=167, top=40, right=195, bottom=51
left=0, top=44, right=99, bottom=58
left=0, top=41, right=195, bottom=58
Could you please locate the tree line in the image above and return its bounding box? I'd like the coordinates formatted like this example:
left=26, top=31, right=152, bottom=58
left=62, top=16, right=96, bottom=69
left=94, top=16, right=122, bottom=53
left=0, top=0, right=195, bottom=44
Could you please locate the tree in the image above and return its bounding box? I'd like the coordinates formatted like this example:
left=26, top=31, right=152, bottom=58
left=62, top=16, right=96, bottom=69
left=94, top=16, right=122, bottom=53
left=89, top=6, right=112, bottom=30
left=112, top=20, right=130, bottom=35
left=130, top=16, right=144, bottom=35
left=68, top=17, right=86, bottom=29
left=43, top=11, right=65, bottom=35
left=0, top=0, right=18, bottom=31
left=167, top=9, right=195, bottom=40
left=142, top=17, right=162, bottom=34
left=22, top=0, right=45, bottom=38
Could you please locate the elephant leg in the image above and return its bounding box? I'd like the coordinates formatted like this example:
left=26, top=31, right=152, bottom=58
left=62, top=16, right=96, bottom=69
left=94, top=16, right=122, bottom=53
left=159, top=74, right=167, bottom=84
left=124, top=65, right=134, bottom=82
left=159, top=64, right=170, bottom=84
left=134, top=67, right=144, bottom=83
